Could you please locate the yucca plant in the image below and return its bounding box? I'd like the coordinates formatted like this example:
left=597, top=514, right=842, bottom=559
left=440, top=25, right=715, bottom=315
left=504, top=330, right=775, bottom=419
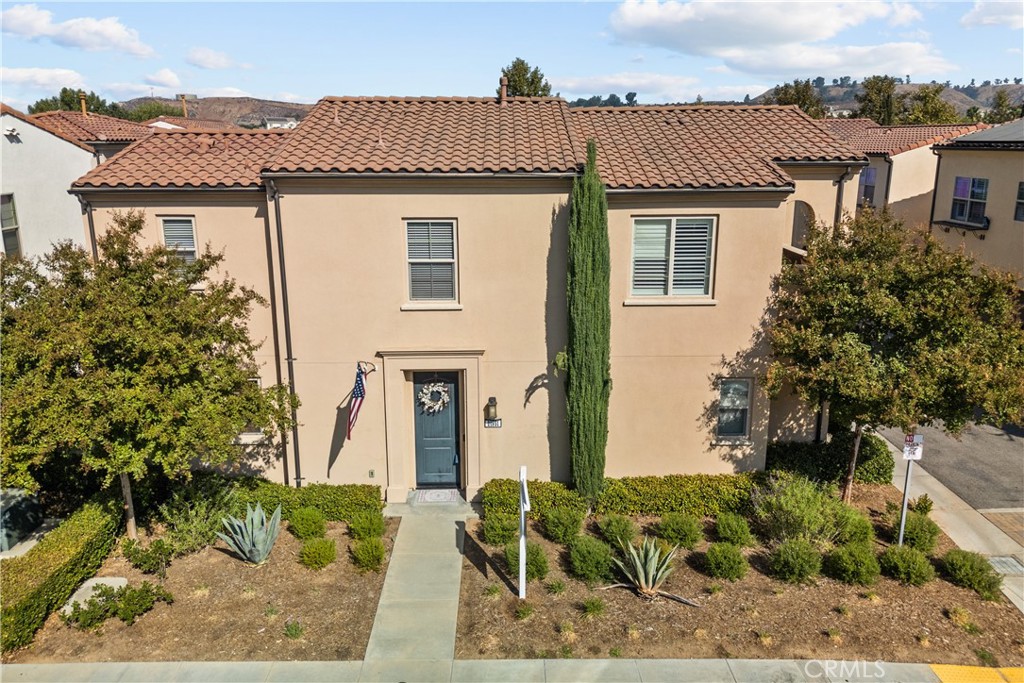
left=216, top=503, right=282, bottom=565
left=605, top=536, right=700, bottom=606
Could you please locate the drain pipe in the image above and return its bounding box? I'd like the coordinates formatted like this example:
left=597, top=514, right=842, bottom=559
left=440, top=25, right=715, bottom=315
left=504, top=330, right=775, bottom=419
left=267, top=179, right=303, bottom=487
left=881, top=155, right=894, bottom=210
left=928, top=148, right=943, bottom=234
left=833, top=166, right=853, bottom=227
left=263, top=183, right=289, bottom=487
left=76, top=195, right=98, bottom=260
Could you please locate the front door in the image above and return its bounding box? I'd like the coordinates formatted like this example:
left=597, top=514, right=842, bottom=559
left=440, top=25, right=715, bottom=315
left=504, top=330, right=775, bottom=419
left=413, top=372, right=460, bottom=488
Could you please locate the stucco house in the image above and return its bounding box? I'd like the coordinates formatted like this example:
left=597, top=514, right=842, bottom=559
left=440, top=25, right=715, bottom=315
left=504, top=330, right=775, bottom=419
left=822, top=118, right=987, bottom=227
left=930, top=118, right=1024, bottom=285
left=1, top=104, right=96, bottom=257
left=69, top=93, right=864, bottom=500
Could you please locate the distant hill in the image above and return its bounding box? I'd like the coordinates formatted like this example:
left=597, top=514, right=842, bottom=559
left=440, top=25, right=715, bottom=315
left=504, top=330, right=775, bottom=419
left=120, top=96, right=315, bottom=126
left=754, top=82, right=1024, bottom=116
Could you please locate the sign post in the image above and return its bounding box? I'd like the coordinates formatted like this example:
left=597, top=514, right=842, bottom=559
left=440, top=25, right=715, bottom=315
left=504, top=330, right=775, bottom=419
left=518, top=465, right=530, bottom=600
left=897, top=434, right=923, bottom=546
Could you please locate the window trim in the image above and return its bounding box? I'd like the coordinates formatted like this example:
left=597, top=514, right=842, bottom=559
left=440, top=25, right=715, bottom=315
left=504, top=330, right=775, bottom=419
left=159, top=215, right=198, bottom=263
left=404, top=218, right=459, bottom=303
left=715, top=377, right=753, bottom=442
left=950, top=176, right=988, bottom=227
left=628, top=214, right=718, bottom=301
left=1, top=194, right=22, bottom=259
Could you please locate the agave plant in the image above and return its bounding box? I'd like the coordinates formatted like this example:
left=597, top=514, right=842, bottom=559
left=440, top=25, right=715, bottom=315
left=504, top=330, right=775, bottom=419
left=216, top=503, right=282, bottom=565
left=605, top=536, right=700, bottom=606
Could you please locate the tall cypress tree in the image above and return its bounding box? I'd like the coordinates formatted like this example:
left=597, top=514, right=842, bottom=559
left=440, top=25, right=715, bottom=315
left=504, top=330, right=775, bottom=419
left=565, top=139, right=611, bottom=503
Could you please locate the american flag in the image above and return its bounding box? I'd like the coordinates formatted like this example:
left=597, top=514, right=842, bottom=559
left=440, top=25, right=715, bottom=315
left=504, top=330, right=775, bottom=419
left=347, top=366, right=367, bottom=439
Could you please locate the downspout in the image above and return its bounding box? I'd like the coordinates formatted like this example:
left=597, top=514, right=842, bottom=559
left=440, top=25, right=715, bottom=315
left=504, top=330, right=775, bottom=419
left=833, top=165, right=853, bottom=227
left=263, top=182, right=289, bottom=487
left=928, top=148, right=943, bottom=235
left=76, top=195, right=98, bottom=260
left=267, top=179, right=303, bottom=487
left=881, top=155, right=893, bottom=209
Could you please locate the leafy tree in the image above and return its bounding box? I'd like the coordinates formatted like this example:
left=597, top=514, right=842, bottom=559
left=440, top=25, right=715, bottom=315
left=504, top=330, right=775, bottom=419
left=564, top=140, right=611, bottom=503
left=122, top=100, right=185, bottom=123
left=900, top=84, right=959, bottom=124
left=764, top=79, right=827, bottom=119
left=625, top=92, right=637, bottom=106
left=28, top=87, right=127, bottom=118
left=855, top=76, right=902, bottom=125
left=965, top=106, right=983, bottom=123
left=766, top=210, right=1024, bottom=503
left=813, top=77, right=826, bottom=89
left=604, top=93, right=623, bottom=107
left=498, top=58, right=552, bottom=97
left=985, top=90, right=1021, bottom=124
left=0, top=212, right=295, bottom=539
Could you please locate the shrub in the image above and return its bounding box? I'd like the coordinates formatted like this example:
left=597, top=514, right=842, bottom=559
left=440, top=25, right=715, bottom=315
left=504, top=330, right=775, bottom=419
left=752, top=473, right=847, bottom=547
left=351, top=537, right=386, bottom=572
left=348, top=510, right=386, bottom=541
left=880, top=545, right=935, bottom=586
left=942, top=550, right=1002, bottom=600
left=704, top=542, right=748, bottom=581
left=542, top=508, right=585, bottom=545
left=824, top=543, right=881, bottom=586
left=765, top=431, right=894, bottom=484
left=1, top=498, right=121, bottom=652
left=909, top=494, right=934, bottom=516
left=901, top=511, right=940, bottom=554
left=300, top=538, right=337, bottom=570
left=596, top=473, right=761, bottom=517
left=289, top=507, right=326, bottom=540
left=481, top=479, right=586, bottom=520
left=157, top=474, right=237, bottom=555
left=233, top=477, right=383, bottom=522
left=505, top=541, right=549, bottom=582
left=598, top=514, right=637, bottom=548
left=216, top=503, right=281, bottom=566
left=835, top=507, right=875, bottom=545
left=769, top=538, right=822, bottom=584
left=568, top=535, right=615, bottom=583
left=581, top=596, right=605, bottom=618
left=62, top=582, right=173, bottom=630
left=655, top=513, right=703, bottom=550
left=715, top=512, right=754, bottom=547
left=122, top=539, right=175, bottom=579
left=613, top=536, right=679, bottom=598
left=482, top=512, right=518, bottom=546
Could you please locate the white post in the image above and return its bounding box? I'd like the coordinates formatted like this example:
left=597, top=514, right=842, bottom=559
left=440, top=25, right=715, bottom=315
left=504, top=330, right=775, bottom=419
left=519, top=465, right=530, bottom=600
left=898, top=460, right=913, bottom=546
left=898, top=433, right=923, bottom=546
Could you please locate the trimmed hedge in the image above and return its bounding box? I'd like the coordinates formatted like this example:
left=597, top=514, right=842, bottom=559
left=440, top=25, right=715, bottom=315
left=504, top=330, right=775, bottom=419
left=766, top=431, right=894, bottom=485
left=481, top=479, right=586, bottom=519
left=598, top=473, right=760, bottom=517
left=1, top=498, right=122, bottom=652
left=233, top=477, right=382, bottom=522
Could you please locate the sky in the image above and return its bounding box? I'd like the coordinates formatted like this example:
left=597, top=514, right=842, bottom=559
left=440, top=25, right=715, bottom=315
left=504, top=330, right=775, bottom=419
left=1, top=1, right=1022, bottom=112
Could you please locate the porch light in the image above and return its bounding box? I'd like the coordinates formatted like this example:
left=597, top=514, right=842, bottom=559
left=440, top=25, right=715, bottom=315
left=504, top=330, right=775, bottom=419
left=485, top=397, right=498, bottom=421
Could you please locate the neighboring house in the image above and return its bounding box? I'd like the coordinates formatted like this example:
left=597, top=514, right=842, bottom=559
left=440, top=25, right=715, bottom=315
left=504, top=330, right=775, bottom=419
left=144, top=115, right=240, bottom=131
left=70, top=95, right=863, bottom=500
left=29, top=110, right=151, bottom=162
left=1, top=104, right=95, bottom=257
left=262, top=116, right=299, bottom=129
left=823, top=118, right=987, bottom=226
left=930, top=118, right=1024, bottom=285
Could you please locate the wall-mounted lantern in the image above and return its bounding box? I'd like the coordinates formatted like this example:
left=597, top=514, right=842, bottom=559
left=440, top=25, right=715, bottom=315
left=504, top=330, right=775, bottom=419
left=485, top=397, right=499, bottom=421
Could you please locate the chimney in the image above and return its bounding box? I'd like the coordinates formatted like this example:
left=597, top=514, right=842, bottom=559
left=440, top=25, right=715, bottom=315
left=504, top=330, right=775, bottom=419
left=78, top=90, right=87, bottom=115
left=180, top=94, right=188, bottom=117
left=499, top=76, right=508, bottom=105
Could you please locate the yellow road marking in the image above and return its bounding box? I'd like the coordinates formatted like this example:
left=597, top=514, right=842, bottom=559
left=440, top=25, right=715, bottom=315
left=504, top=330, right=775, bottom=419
left=999, top=668, right=1023, bottom=683
left=930, top=665, right=1008, bottom=683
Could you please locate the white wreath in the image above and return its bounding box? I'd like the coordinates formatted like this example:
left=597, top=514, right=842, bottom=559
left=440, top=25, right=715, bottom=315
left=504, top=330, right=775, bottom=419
left=418, top=382, right=450, bottom=414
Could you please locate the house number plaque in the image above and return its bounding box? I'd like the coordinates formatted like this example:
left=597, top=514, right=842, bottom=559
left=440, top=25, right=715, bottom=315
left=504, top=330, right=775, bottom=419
left=484, top=419, right=502, bottom=428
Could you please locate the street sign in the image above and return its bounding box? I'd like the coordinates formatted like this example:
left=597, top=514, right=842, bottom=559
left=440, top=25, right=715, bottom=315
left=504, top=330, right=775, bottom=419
left=903, top=434, right=923, bottom=461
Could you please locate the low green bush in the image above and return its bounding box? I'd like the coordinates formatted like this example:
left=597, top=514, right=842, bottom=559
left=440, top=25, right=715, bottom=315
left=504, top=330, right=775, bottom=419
left=122, top=539, right=175, bottom=579
left=348, top=510, right=386, bottom=541
left=568, top=535, right=615, bottom=583
left=715, top=512, right=754, bottom=547
left=62, top=582, right=173, bottom=629
left=233, top=477, right=383, bottom=522
left=505, top=541, right=549, bottom=582
left=597, top=473, right=761, bottom=517
left=765, top=431, right=894, bottom=485
left=542, top=508, right=585, bottom=545
left=481, top=479, right=586, bottom=520
left=752, top=473, right=846, bottom=547
left=824, top=543, right=881, bottom=586
left=879, top=545, right=935, bottom=586
left=909, top=494, right=934, bottom=516
left=942, top=549, right=1002, bottom=600
left=704, top=542, right=748, bottom=581
left=289, top=507, right=326, bottom=540
left=598, top=514, right=638, bottom=549
left=769, top=538, right=822, bottom=584
left=157, top=474, right=237, bottom=555
left=656, top=512, right=703, bottom=550
left=482, top=512, right=517, bottom=546
left=351, top=537, right=386, bottom=572
left=300, top=538, right=337, bottom=570
left=1, top=498, right=121, bottom=652
left=901, top=511, right=940, bottom=554
left=835, top=507, right=875, bottom=545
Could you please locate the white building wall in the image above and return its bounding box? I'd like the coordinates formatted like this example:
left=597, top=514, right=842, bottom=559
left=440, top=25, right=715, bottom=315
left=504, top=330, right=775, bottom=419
left=1, top=113, right=95, bottom=256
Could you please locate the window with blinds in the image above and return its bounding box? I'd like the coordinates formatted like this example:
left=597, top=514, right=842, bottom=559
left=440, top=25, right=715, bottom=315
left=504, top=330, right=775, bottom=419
left=631, top=217, right=715, bottom=297
left=1, top=194, right=22, bottom=259
left=717, top=378, right=751, bottom=438
left=407, top=220, right=457, bottom=301
left=161, top=217, right=197, bottom=263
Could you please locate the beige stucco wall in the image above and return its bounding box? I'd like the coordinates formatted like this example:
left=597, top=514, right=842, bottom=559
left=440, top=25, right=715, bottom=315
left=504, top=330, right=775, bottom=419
left=931, top=148, right=1024, bottom=285
left=888, top=146, right=940, bottom=228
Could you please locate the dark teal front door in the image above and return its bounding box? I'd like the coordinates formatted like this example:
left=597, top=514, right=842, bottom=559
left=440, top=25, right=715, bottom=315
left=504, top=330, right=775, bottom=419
left=414, top=372, right=460, bottom=488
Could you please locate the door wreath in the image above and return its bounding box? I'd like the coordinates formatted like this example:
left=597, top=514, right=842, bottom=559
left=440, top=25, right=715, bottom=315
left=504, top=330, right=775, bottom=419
left=418, top=382, right=450, bottom=414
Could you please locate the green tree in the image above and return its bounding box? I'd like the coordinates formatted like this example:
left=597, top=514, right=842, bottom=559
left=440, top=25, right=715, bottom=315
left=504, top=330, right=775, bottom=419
left=766, top=210, right=1024, bottom=503
left=985, top=90, right=1021, bottom=124
left=28, top=87, right=127, bottom=118
left=564, top=140, right=612, bottom=503
left=900, top=84, right=959, bottom=124
left=0, top=212, right=295, bottom=539
left=498, top=58, right=552, bottom=97
left=855, top=76, right=902, bottom=125
left=122, top=100, right=185, bottom=123
left=764, top=79, right=827, bottom=119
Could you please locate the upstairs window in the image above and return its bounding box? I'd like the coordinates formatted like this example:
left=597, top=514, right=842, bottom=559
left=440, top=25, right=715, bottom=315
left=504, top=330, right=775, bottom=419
left=951, top=176, right=988, bottom=226
left=717, top=378, right=751, bottom=439
left=631, top=217, right=715, bottom=297
left=407, top=220, right=457, bottom=301
left=858, top=167, right=877, bottom=206
left=161, top=217, right=197, bottom=263
left=1015, top=182, right=1024, bottom=222
left=1, top=195, right=22, bottom=259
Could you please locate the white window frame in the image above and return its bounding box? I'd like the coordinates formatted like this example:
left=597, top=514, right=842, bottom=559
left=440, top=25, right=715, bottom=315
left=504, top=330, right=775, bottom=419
left=160, top=216, right=198, bottom=263
left=951, top=176, right=988, bottom=227
left=716, top=377, right=752, bottom=441
left=404, top=219, right=459, bottom=304
left=628, top=215, right=717, bottom=303
left=1, top=194, right=22, bottom=259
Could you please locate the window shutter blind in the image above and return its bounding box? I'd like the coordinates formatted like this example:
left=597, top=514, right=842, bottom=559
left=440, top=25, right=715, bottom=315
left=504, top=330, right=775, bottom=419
left=407, top=221, right=455, bottom=300
left=162, top=219, right=197, bottom=262
left=631, top=219, right=670, bottom=295
left=672, top=218, right=712, bottom=296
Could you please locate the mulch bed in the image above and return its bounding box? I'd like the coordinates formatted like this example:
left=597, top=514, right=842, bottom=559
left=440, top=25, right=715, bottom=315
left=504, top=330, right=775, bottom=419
left=456, top=485, right=1024, bottom=665
left=5, top=518, right=399, bottom=663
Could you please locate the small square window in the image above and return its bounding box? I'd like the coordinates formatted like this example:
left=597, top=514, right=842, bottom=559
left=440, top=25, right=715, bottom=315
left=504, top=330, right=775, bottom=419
left=951, top=176, right=988, bottom=227
left=630, top=216, right=715, bottom=297
left=161, top=217, right=197, bottom=263
left=717, top=378, right=751, bottom=439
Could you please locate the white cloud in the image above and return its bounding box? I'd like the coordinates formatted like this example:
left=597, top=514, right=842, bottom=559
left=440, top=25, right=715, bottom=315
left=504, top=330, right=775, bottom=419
left=888, top=1, right=923, bottom=25
left=1, top=4, right=154, bottom=57
left=185, top=47, right=250, bottom=70
left=276, top=92, right=313, bottom=103
left=198, top=86, right=251, bottom=98
left=144, top=68, right=180, bottom=89
left=718, top=41, right=952, bottom=77
left=961, top=1, right=1023, bottom=29
left=0, top=66, right=85, bottom=90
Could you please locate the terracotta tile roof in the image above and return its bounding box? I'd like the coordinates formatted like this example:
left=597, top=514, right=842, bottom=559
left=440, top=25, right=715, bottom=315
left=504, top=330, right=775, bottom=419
left=72, top=129, right=290, bottom=190
left=569, top=105, right=863, bottom=190
left=823, top=120, right=988, bottom=155
left=1, top=103, right=95, bottom=152
left=29, top=110, right=152, bottom=144
left=264, top=96, right=583, bottom=175
left=820, top=118, right=881, bottom=140
left=144, top=115, right=241, bottom=131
